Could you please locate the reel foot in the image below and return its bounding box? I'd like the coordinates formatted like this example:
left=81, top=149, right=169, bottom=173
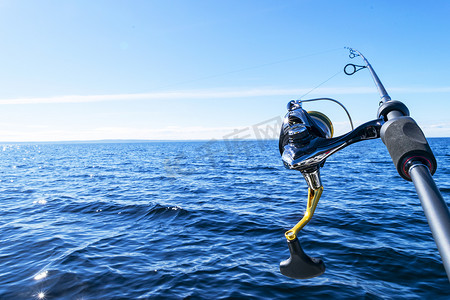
left=280, top=237, right=325, bottom=279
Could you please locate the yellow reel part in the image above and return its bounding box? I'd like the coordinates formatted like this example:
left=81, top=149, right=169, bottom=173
left=285, top=187, right=324, bottom=241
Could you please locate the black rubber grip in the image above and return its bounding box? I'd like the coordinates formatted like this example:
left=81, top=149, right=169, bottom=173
left=381, top=116, right=437, bottom=181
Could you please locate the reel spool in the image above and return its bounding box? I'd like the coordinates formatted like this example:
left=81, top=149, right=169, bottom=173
left=307, top=111, right=334, bottom=139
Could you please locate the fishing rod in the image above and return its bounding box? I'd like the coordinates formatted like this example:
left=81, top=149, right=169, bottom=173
left=278, top=47, right=450, bottom=281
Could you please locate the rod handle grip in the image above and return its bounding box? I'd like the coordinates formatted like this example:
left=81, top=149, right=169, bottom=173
left=381, top=116, right=437, bottom=181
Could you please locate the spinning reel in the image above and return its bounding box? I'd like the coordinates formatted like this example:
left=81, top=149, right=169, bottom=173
left=278, top=48, right=440, bottom=280
left=278, top=99, right=382, bottom=279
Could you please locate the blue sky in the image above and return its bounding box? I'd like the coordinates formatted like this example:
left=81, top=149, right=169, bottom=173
left=0, top=0, right=449, bottom=141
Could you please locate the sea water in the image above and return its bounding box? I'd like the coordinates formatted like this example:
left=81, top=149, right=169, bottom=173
left=0, top=139, right=449, bottom=299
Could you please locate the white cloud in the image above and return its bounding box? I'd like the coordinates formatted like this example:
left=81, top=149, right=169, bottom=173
left=1, top=85, right=449, bottom=105
left=421, top=122, right=450, bottom=137
left=0, top=88, right=354, bottom=105
left=390, top=87, right=450, bottom=93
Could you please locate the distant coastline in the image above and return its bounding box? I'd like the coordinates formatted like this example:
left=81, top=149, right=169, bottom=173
left=0, top=137, right=447, bottom=144
left=0, top=139, right=279, bottom=144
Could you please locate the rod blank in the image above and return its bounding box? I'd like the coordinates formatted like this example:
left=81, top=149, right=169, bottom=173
left=409, top=163, right=450, bottom=281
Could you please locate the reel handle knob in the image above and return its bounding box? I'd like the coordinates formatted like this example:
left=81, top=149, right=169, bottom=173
left=280, top=237, right=325, bottom=279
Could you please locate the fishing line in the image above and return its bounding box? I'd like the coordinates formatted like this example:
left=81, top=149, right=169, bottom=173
left=297, top=47, right=368, bottom=100
left=296, top=69, right=344, bottom=100
left=153, top=47, right=343, bottom=91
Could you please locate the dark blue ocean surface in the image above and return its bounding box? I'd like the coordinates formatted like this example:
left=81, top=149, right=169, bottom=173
left=0, top=139, right=449, bottom=299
